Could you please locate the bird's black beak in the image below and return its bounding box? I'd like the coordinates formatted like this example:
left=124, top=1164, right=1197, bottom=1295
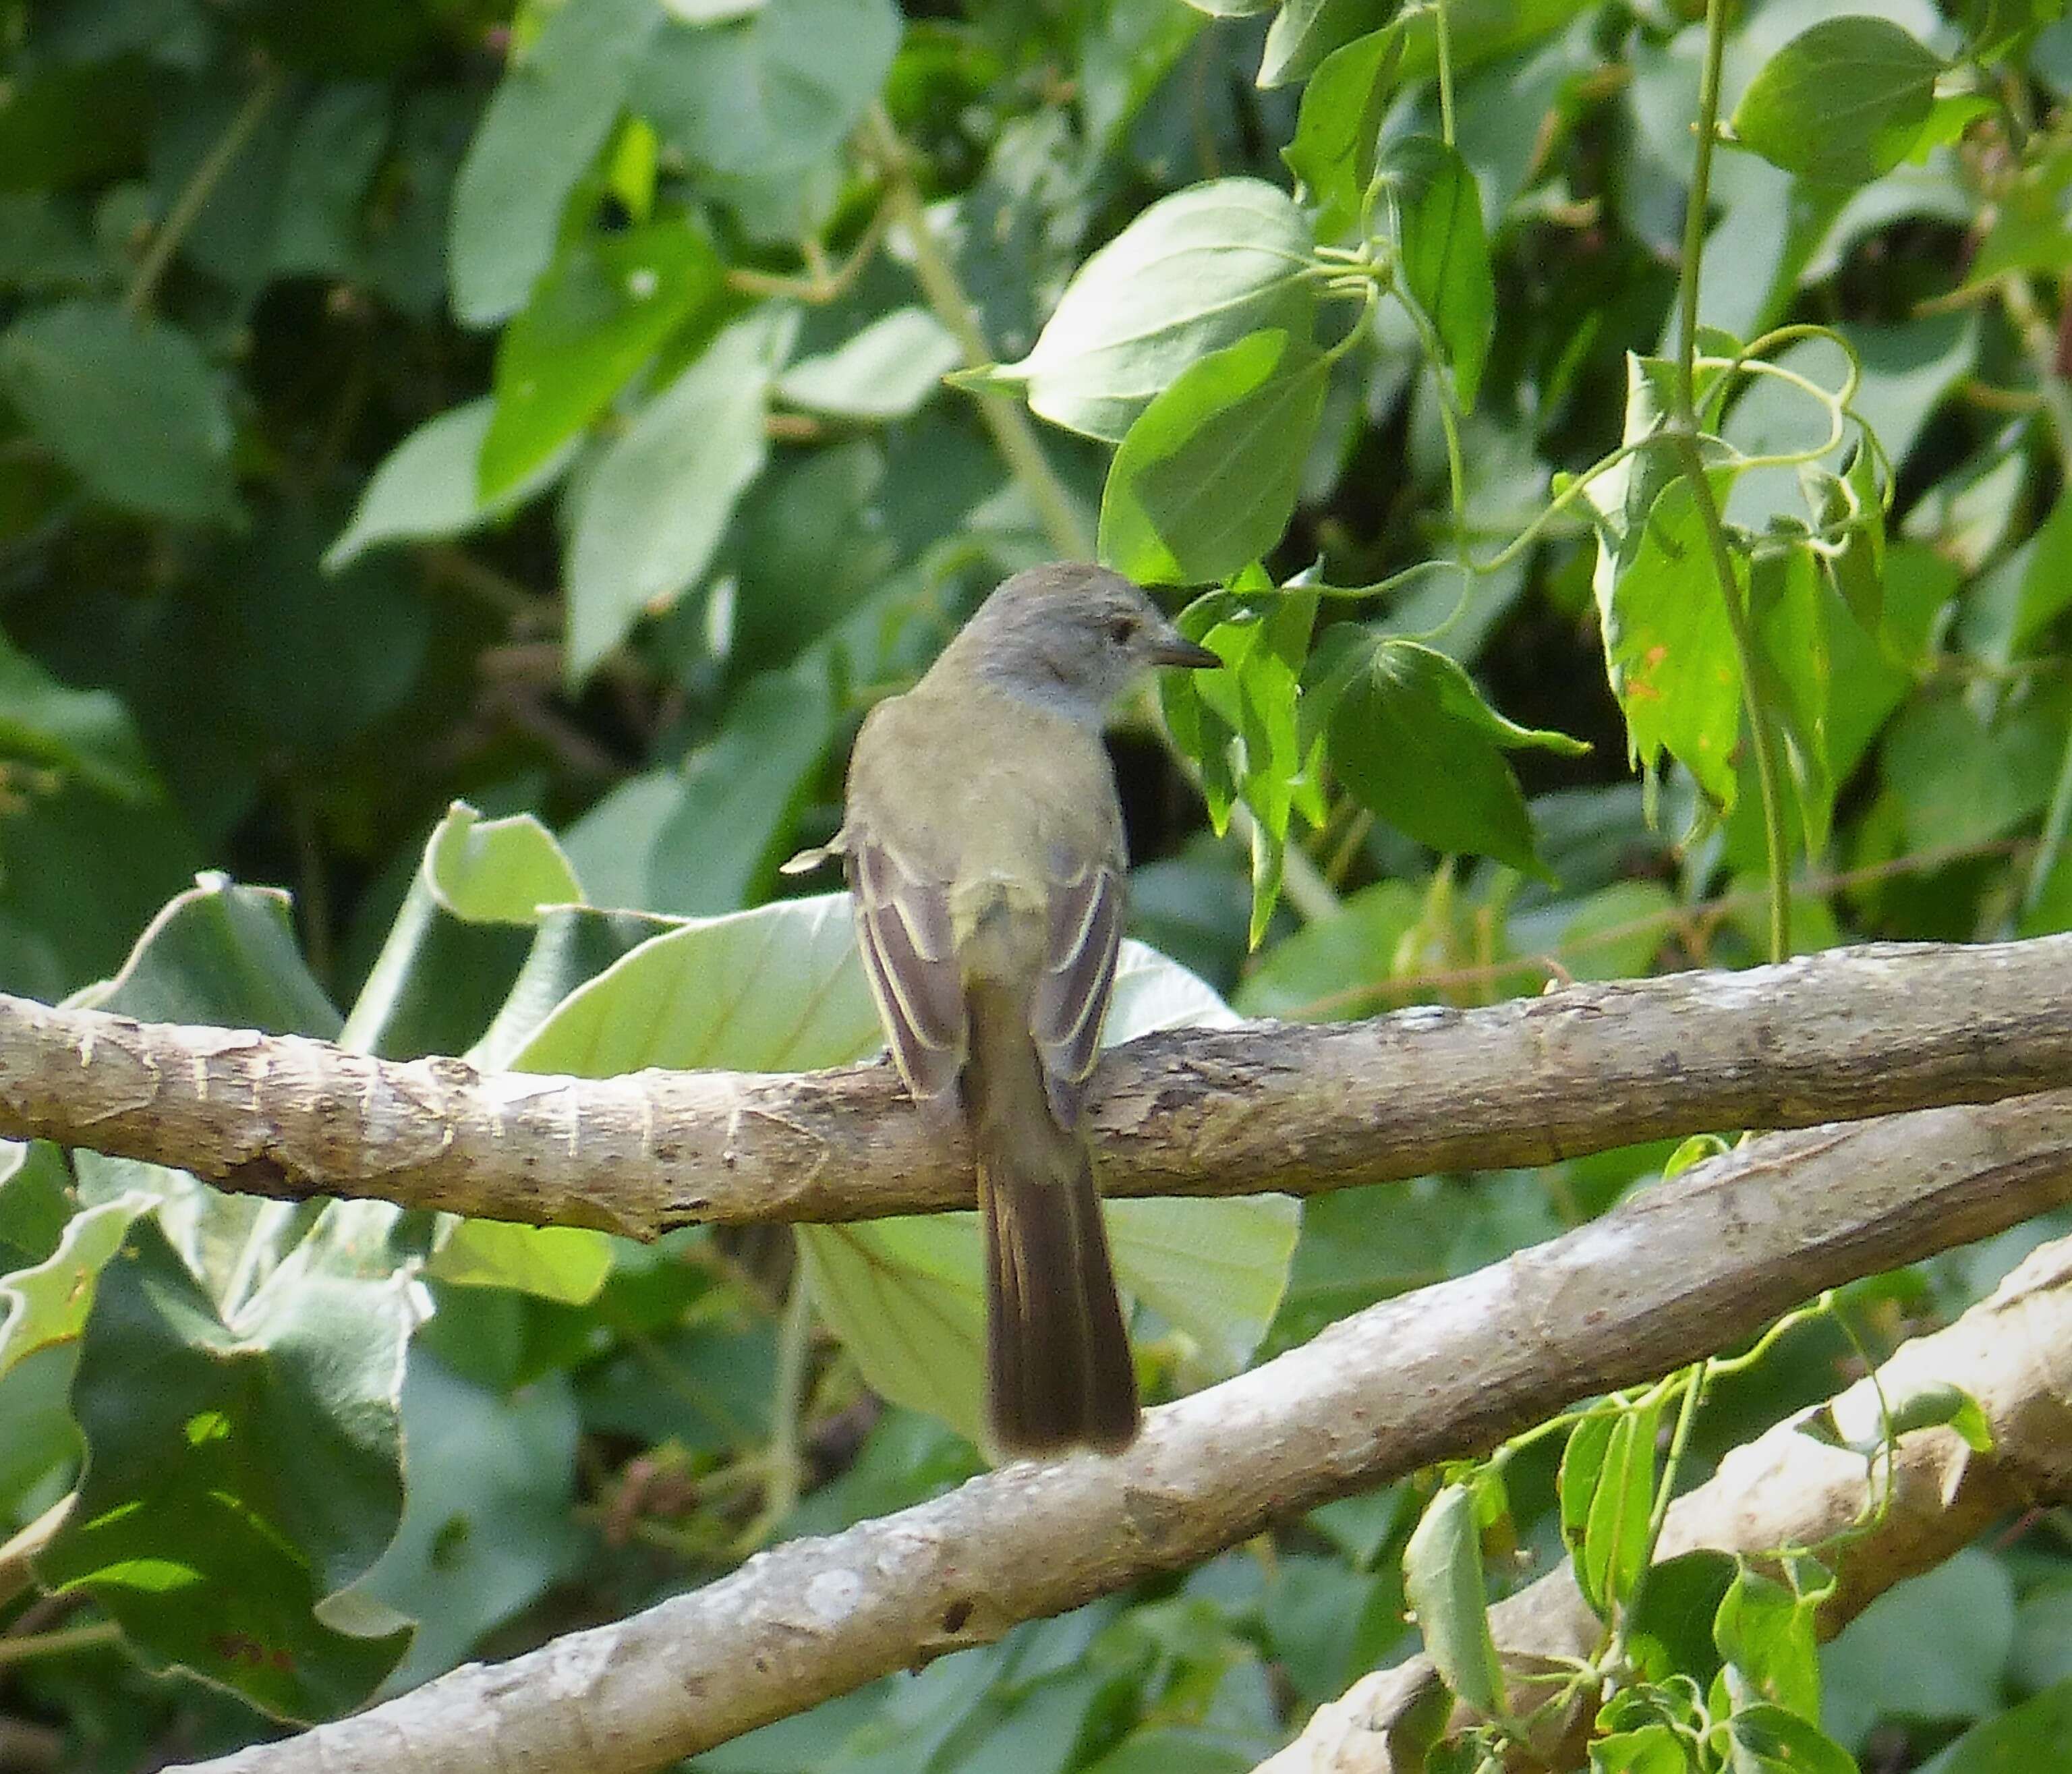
left=1149, top=627, right=1222, bottom=670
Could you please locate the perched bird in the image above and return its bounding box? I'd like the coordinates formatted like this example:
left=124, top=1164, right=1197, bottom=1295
left=828, top=563, right=1219, bottom=1456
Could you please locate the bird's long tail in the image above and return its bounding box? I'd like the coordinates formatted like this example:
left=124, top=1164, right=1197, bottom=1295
left=965, top=984, right=1139, bottom=1456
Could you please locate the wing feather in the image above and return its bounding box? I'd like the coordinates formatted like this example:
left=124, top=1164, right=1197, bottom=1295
left=1032, top=858, right=1124, bottom=1128
left=844, top=828, right=967, bottom=1108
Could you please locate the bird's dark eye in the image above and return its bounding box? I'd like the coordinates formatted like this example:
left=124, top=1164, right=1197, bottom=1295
left=1108, top=617, right=1137, bottom=645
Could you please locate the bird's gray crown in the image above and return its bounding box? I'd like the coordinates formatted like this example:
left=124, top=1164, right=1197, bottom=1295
left=931, top=563, right=1217, bottom=729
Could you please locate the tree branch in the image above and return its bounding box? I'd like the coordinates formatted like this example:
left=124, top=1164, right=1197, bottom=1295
left=165, top=1087, right=2072, bottom=1774
left=0, top=936, right=2067, bottom=1232
left=1263, top=1230, right=2072, bottom=1773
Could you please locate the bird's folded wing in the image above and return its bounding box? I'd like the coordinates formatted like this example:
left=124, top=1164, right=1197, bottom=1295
left=1032, top=855, right=1124, bottom=1129
left=846, top=828, right=967, bottom=1107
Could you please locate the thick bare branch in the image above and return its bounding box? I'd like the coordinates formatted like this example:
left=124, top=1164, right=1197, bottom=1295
left=167, top=1088, right=2072, bottom=1774
left=1263, top=1232, right=2072, bottom=1773
left=1, top=935, right=2070, bottom=1232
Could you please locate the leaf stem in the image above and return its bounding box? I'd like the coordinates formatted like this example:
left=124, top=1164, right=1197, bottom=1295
left=859, top=105, right=1092, bottom=561
left=1673, top=0, right=1791, bottom=963
left=124, top=67, right=287, bottom=320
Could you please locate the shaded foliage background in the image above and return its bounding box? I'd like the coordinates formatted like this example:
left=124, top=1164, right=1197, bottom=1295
left=3, top=0, right=2072, bottom=1769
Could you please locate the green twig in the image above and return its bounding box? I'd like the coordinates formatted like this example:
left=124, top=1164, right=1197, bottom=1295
left=125, top=68, right=286, bottom=320
left=737, top=1253, right=813, bottom=1552
left=1434, top=0, right=1457, bottom=147
left=1674, top=0, right=1791, bottom=963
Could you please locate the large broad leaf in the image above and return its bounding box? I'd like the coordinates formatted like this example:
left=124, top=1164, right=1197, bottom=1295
left=775, top=308, right=962, bottom=421
left=509, top=896, right=1296, bottom=1448
left=447, top=0, right=665, bottom=326
left=480, top=219, right=728, bottom=500
left=0, top=299, right=241, bottom=525
left=35, top=1218, right=417, bottom=1723
left=348, top=1350, right=582, bottom=1694
left=341, top=801, right=583, bottom=1062
left=1098, top=328, right=1329, bottom=586
left=324, top=398, right=581, bottom=569
left=563, top=312, right=782, bottom=682
left=30, top=877, right=421, bottom=1717
left=338, top=804, right=610, bottom=1305
left=0, top=1167, right=152, bottom=1512
left=557, top=662, right=834, bottom=916
left=633, top=0, right=900, bottom=181
left=983, top=179, right=1318, bottom=442
left=1731, top=18, right=1944, bottom=189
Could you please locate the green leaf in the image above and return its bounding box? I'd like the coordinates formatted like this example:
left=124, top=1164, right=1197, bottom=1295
left=1626, top=1549, right=1734, bottom=1689
left=1750, top=544, right=1833, bottom=854
left=1099, top=328, right=1330, bottom=585
left=75, top=874, right=341, bottom=1038
left=1258, top=0, right=1393, bottom=88
left=1157, top=580, right=1321, bottom=941
left=1820, top=1549, right=2015, bottom=1750
left=1283, top=25, right=1404, bottom=238
left=1932, top=1676, right=2072, bottom=1773
left=1596, top=476, right=1745, bottom=810
left=1881, top=1377, right=1994, bottom=1451
left=632, top=0, right=900, bottom=181
left=1403, top=1482, right=1504, bottom=1717
left=36, top=1217, right=415, bottom=1721
left=324, top=398, right=580, bottom=568
left=1234, top=880, right=1423, bottom=1020
left=1590, top=1722, right=1692, bottom=1774
left=0, top=629, right=161, bottom=803
left=425, top=1220, right=612, bottom=1305
left=774, top=308, right=962, bottom=420
left=480, top=220, right=727, bottom=500
left=564, top=312, right=779, bottom=681
left=1715, top=1557, right=1828, bottom=1720
left=991, top=178, right=1318, bottom=442
left=1723, top=1704, right=1857, bottom=1774
left=557, top=662, right=834, bottom=915
left=1959, top=484, right=2072, bottom=666
left=350, top=1352, right=582, bottom=1691
left=1559, top=1394, right=1663, bottom=1619
left=1882, top=691, right=2065, bottom=852
left=1730, top=18, right=1944, bottom=189
left=448, top=0, right=665, bottom=326
left=1385, top=136, right=1495, bottom=409
left=1324, top=639, right=1583, bottom=874
left=0, top=299, right=240, bottom=525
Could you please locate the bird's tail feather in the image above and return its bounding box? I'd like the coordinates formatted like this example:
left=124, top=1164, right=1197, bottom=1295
left=978, top=1132, right=1139, bottom=1455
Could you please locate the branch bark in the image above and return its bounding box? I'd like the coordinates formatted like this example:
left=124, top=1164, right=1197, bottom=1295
left=167, top=1086, right=2072, bottom=1774
left=1261, top=1231, right=2072, bottom=1773
left=2, top=934, right=2070, bottom=1232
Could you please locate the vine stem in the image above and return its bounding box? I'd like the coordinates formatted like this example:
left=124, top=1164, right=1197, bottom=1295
left=1674, top=0, right=1791, bottom=963
left=859, top=104, right=1092, bottom=561
left=0, top=1620, right=121, bottom=1667
left=1608, top=1358, right=1708, bottom=1673
left=124, top=68, right=287, bottom=320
